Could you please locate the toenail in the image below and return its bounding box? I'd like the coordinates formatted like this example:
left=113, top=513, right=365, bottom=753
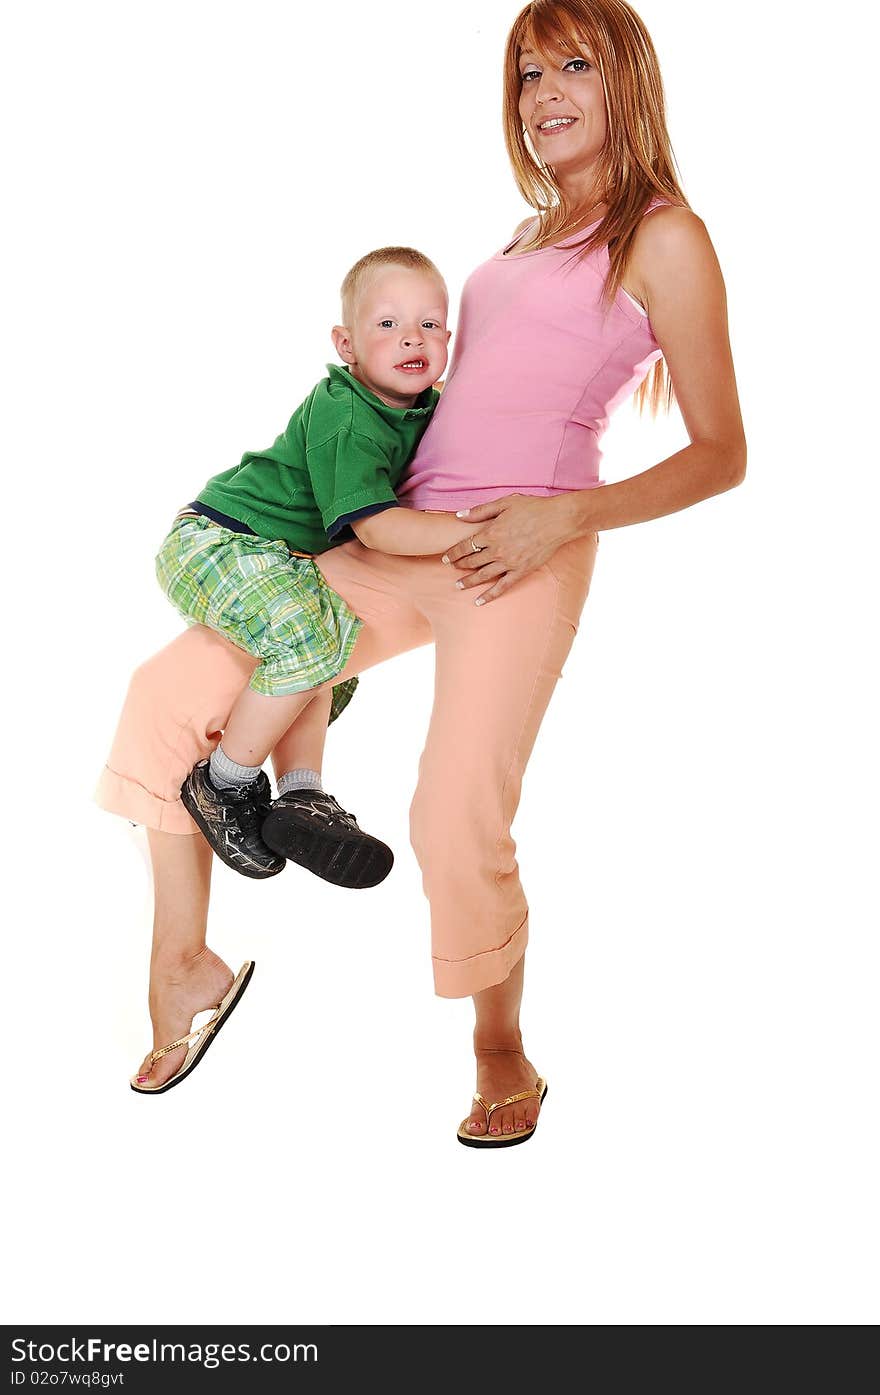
left=468, top=1122, right=480, bottom=1131
left=489, top=1126, right=500, bottom=1134
left=136, top=1075, right=149, bottom=1083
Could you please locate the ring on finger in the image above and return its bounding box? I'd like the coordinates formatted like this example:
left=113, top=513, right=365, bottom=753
left=469, top=536, right=485, bottom=554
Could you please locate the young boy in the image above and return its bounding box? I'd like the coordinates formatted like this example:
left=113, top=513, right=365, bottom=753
left=156, top=246, right=475, bottom=887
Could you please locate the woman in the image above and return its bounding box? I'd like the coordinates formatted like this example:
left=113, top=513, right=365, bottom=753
left=97, top=0, right=745, bottom=1144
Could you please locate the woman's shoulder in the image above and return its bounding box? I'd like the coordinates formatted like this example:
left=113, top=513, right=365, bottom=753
left=630, top=204, right=713, bottom=281
left=513, top=214, right=538, bottom=235
left=625, top=204, right=720, bottom=313
left=501, top=214, right=540, bottom=251
left=633, top=203, right=710, bottom=256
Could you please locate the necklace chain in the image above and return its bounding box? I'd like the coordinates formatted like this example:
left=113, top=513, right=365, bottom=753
left=532, top=197, right=605, bottom=249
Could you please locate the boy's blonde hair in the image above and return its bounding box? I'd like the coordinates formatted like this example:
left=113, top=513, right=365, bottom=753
left=340, top=247, right=446, bottom=326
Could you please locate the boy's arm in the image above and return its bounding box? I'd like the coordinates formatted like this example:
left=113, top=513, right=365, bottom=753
left=306, top=426, right=474, bottom=556
left=352, top=506, right=475, bottom=556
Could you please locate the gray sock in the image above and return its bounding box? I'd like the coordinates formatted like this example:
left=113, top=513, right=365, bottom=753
left=209, top=743, right=263, bottom=791
left=277, top=768, right=323, bottom=797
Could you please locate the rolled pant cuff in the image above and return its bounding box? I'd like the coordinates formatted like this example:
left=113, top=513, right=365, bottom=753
left=431, top=915, right=529, bottom=998
left=94, top=766, right=199, bottom=835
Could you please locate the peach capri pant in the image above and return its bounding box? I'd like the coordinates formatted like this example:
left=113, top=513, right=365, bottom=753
left=96, top=531, right=599, bottom=998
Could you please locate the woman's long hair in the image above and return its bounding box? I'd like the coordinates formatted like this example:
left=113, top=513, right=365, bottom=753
left=503, top=0, right=687, bottom=412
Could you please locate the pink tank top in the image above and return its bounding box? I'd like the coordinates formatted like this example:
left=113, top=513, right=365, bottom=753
left=398, top=211, right=663, bottom=511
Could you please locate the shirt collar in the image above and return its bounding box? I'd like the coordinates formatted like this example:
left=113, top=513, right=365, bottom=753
left=326, top=363, right=436, bottom=419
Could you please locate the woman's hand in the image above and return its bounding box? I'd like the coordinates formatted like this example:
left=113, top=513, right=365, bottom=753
left=440, top=493, right=580, bottom=605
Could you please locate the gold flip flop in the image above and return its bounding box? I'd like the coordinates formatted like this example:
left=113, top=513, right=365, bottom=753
left=130, top=961, right=255, bottom=1095
left=457, top=1078, right=548, bottom=1148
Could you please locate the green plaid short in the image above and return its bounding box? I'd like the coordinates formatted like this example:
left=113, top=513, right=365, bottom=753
left=155, top=514, right=359, bottom=721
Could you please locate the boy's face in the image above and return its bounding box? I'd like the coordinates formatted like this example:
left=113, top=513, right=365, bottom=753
left=332, top=266, right=451, bottom=409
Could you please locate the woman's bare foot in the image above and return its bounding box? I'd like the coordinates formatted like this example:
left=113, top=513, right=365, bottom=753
left=462, top=1041, right=543, bottom=1138
left=134, top=946, right=234, bottom=1088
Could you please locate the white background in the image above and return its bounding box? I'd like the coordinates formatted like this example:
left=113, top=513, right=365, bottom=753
left=2, top=0, right=876, bottom=1326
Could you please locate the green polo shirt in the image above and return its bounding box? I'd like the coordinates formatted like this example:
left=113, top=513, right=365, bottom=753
left=196, top=364, right=439, bottom=555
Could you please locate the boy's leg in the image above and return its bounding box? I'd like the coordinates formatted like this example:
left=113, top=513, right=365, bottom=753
left=261, top=687, right=395, bottom=889
left=220, top=687, right=316, bottom=766
left=182, top=687, right=319, bottom=881
left=97, top=542, right=432, bottom=834
left=170, top=523, right=364, bottom=874
left=271, top=687, right=332, bottom=781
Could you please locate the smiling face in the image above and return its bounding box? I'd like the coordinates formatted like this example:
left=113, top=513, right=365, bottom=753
left=518, top=39, right=608, bottom=193
left=332, top=266, right=451, bottom=410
